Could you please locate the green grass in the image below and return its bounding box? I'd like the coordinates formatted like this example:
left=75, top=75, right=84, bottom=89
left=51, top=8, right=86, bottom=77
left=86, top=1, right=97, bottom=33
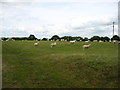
left=2, top=41, right=118, bottom=88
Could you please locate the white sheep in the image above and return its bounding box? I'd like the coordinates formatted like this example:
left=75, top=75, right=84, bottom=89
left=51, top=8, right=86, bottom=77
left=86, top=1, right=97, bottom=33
left=70, top=41, right=75, bottom=44
left=93, top=40, right=98, bottom=42
left=34, top=42, right=39, bottom=46
left=99, top=40, right=103, bottom=43
left=109, top=40, right=112, bottom=43
left=83, top=44, right=91, bottom=49
left=113, top=40, right=117, bottom=44
left=51, top=42, right=57, bottom=48
left=6, top=39, right=9, bottom=41
left=118, top=41, right=120, bottom=44
left=85, top=41, right=89, bottom=43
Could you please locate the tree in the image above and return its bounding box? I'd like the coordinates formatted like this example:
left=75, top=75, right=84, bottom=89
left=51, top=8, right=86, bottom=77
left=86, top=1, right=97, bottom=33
left=111, top=35, right=120, bottom=41
left=83, top=37, right=89, bottom=41
left=28, top=34, right=37, bottom=40
left=51, top=35, right=60, bottom=41
left=1, top=37, right=8, bottom=41
left=60, top=36, right=83, bottom=41
left=42, top=38, right=48, bottom=41
left=75, top=37, right=83, bottom=41
left=104, top=36, right=110, bottom=41
left=11, top=37, right=28, bottom=40
left=90, top=36, right=100, bottom=41
left=100, top=37, right=104, bottom=41
left=61, top=36, right=72, bottom=41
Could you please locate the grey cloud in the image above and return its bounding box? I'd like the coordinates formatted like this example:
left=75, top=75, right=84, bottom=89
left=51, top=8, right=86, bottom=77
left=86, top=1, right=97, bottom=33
left=72, top=17, right=117, bottom=31
left=2, top=27, right=29, bottom=37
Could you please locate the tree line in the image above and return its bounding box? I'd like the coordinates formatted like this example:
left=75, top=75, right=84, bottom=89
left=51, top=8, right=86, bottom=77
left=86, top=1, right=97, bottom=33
left=50, top=35, right=120, bottom=41
left=1, top=34, right=120, bottom=41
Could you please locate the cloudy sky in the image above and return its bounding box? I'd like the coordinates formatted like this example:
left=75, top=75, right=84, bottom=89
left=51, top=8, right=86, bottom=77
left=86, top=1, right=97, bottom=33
left=0, top=0, right=119, bottom=39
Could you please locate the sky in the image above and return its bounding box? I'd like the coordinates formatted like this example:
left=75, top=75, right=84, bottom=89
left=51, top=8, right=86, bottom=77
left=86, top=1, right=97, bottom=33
left=0, top=0, right=119, bottom=39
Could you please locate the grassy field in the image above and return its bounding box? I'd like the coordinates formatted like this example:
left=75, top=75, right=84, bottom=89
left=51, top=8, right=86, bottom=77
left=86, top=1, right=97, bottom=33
left=2, top=41, right=118, bottom=88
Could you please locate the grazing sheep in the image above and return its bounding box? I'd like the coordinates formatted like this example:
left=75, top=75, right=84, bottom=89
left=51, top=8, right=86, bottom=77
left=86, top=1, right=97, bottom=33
left=51, top=42, right=56, bottom=48
left=12, top=39, right=15, bottom=41
left=113, top=40, right=117, bottom=44
left=61, top=39, right=65, bottom=41
left=118, top=41, right=120, bottom=44
left=6, top=39, right=9, bottom=41
left=34, top=42, right=39, bottom=46
left=93, top=40, right=98, bottom=42
left=99, top=40, right=103, bottom=43
left=85, top=40, right=90, bottom=43
left=70, top=41, right=75, bottom=44
left=83, top=44, right=91, bottom=49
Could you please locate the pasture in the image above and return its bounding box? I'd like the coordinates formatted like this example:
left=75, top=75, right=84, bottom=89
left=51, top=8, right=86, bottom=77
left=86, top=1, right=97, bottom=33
left=2, top=41, right=118, bottom=88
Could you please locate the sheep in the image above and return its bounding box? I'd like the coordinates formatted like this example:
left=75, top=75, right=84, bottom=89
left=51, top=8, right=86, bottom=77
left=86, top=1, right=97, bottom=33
left=99, top=40, right=103, bottom=43
left=6, top=39, right=9, bottom=41
left=34, top=42, right=39, bottom=46
left=51, top=42, right=56, bottom=48
left=83, top=44, right=91, bottom=49
left=70, top=41, right=75, bottom=44
left=93, top=40, right=98, bottom=42
left=85, top=41, right=89, bottom=43
left=12, top=39, right=15, bottom=41
left=118, top=41, right=120, bottom=44
left=113, top=40, right=117, bottom=44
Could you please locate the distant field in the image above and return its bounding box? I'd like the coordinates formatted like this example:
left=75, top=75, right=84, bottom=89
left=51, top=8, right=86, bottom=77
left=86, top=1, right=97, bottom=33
left=2, top=41, right=118, bottom=88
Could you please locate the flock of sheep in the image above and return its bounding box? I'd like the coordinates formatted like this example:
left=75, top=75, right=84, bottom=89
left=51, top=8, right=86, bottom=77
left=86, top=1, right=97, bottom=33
left=33, top=40, right=120, bottom=49
left=34, top=40, right=91, bottom=49
left=1, top=38, right=119, bottom=49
